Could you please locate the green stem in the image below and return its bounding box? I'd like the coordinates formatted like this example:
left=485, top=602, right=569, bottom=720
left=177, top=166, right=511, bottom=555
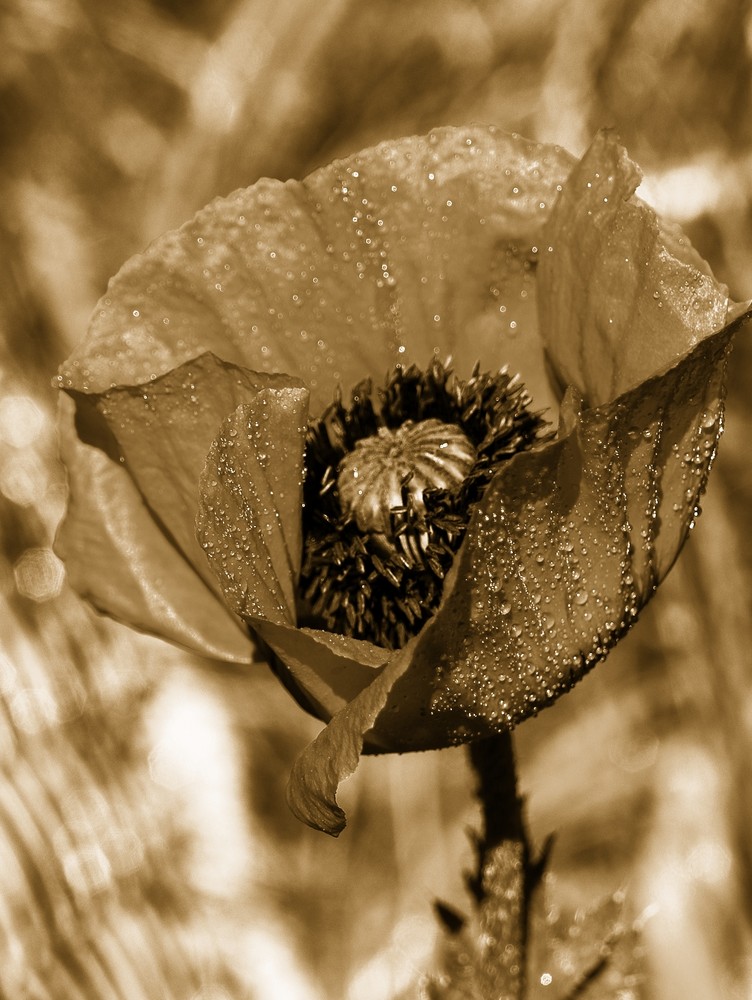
left=469, top=731, right=530, bottom=1000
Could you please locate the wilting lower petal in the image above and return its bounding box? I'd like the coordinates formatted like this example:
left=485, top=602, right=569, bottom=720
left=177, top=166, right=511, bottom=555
left=286, top=640, right=416, bottom=835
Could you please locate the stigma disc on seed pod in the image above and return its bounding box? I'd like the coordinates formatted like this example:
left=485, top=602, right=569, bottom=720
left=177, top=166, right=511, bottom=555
left=336, top=418, right=476, bottom=559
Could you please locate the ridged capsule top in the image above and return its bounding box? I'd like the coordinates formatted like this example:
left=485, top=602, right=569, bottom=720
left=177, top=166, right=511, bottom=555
left=336, top=418, right=476, bottom=536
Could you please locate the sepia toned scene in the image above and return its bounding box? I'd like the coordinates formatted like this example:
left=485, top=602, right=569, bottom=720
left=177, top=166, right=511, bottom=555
left=2, top=1, right=752, bottom=997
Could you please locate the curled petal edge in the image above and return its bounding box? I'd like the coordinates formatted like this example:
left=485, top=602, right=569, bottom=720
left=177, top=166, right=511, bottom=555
left=285, top=637, right=418, bottom=836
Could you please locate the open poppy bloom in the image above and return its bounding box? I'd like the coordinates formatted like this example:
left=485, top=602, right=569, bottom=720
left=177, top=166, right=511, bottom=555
left=57, top=127, right=748, bottom=834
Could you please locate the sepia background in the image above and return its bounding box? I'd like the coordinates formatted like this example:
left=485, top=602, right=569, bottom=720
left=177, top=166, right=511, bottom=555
left=2, top=1, right=752, bottom=997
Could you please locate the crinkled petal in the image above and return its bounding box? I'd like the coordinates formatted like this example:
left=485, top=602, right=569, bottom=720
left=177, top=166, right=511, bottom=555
left=65, top=353, right=305, bottom=603
left=56, top=395, right=253, bottom=662
left=538, top=129, right=729, bottom=406
left=196, top=387, right=309, bottom=625
left=59, top=126, right=573, bottom=418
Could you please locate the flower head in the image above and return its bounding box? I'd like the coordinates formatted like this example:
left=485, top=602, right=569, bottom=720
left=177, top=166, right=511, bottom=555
left=56, top=127, right=749, bottom=834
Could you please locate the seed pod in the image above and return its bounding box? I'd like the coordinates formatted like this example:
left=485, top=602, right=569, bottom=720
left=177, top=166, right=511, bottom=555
left=336, top=418, right=476, bottom=538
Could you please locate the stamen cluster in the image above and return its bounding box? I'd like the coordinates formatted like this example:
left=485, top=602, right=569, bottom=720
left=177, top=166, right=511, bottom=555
left=300, top=360, right=550, bottom=649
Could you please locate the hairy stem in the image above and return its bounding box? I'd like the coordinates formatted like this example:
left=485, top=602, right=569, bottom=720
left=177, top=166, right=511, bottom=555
left=469, top=731, right=531, bottom=999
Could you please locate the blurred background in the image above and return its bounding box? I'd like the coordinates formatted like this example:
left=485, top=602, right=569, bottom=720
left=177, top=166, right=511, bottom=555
left=2, top=1, right=752, bottom=997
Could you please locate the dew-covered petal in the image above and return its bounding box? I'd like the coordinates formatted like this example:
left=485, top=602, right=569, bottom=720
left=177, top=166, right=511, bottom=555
left=408, top=319, right=745, bottom=738
left=56, top=395, right=253, bottom=662
left=65, top=353, right=304, bottom=600
left=59, top=127, right=573, bottom=418
left=197, top=396, right=391, bottom=719
left=287, top=313, right=748, bottom=832
left=538, top=130, right=729, bottom=406
left=196, top=389, right=309, bottom=626
left=295, top=127, right=573, bottom=416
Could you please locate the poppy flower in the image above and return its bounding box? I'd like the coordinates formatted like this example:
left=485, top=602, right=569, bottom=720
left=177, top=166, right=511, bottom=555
left=56, top=126, right=748, bottom=835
